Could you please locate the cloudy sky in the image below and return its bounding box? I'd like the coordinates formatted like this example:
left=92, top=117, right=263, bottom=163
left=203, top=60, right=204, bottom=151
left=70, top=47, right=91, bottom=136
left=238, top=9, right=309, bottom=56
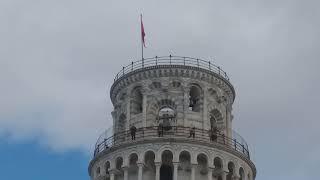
left=0, top=0, right=319, bottom=179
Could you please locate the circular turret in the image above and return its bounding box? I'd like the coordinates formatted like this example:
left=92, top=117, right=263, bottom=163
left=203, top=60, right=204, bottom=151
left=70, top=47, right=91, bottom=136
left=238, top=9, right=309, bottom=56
left=89, top=56, right=256, bottom=180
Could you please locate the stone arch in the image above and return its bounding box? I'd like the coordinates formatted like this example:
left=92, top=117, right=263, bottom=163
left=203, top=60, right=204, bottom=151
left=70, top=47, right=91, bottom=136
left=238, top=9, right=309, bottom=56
left=146, top=97, right=177, bottom=127
left=156, top=146, right=176, bottom=162
left=144, top=150, right=156, bottom=169
left=239, top=167, right=245, bottom=180
left=179, top=150, right=191, bottom=170
left=128, top=153, right=139, bottom=166
left=160, top=150, right=174, bottom=180
left=115, top=156, right=124, bottom=170
left=226, top=161, right=235, bottom=180
left=104, top=161, right=111, bottom=176
left=95, top=166, right=101, bottom=177
left=188, top=83, right=203, bottom=112
left=214, top=157, right=223, bottom=169
left=197, top=153, right=208, bottom=175
left=208, top=108, right=223, bottom=129
left=131, top=86, right=143, bottom=115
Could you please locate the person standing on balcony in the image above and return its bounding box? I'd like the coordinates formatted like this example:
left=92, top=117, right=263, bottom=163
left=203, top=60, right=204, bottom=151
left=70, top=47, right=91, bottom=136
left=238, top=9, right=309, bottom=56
left=130, top=125, right=137, bottom=140
left=189, top=126, right=195, bottom=138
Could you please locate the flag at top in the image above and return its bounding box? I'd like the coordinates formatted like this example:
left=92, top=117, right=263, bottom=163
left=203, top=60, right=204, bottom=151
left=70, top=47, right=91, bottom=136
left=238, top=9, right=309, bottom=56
left=140, top=14, right=146, bottom=47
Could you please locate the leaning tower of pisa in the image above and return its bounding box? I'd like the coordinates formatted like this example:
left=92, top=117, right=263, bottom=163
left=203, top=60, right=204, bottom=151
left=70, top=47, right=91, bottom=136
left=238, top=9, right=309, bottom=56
left=88, top=56, right=256, bottom=180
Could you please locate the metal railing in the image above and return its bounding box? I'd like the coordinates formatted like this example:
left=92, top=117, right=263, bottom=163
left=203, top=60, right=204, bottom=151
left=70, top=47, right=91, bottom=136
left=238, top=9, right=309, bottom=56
left=93, top=126, right=250, bottom=160
left=114, top=56, right=230, bottom=82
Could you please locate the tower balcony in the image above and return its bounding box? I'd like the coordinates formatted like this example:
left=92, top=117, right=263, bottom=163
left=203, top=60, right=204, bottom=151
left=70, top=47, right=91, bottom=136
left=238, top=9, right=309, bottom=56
left=93, top=126, right=251, bottom=161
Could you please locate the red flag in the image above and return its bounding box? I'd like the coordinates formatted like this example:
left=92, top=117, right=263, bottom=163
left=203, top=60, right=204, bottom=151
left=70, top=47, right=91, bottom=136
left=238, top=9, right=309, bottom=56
left=140, top=14, right=146, bottom=47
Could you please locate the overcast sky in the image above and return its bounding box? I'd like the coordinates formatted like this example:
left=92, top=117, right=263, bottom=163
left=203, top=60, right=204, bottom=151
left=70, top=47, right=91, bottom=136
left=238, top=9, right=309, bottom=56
left=0, top=0, right=319, bottom=179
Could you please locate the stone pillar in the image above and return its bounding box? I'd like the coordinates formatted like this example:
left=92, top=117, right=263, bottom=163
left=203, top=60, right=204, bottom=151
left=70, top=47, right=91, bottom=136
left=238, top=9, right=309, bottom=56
left=173, top=163, right=179, bottom=180
left=142, top=94, right=147, bottom=127
left=123, top=167, right=129, bottom=180
left=155, top=163, right=161, bottom=180
left=183, top=88, right=189, bottom=126
left=109, top=172, right=115, bottom=180
left=221, top=172, right=226, bottom=180
left=207, top=167, right=213, bottom=180
left=202, top=88, right=208, bottom=130
left=191, top=164, right=196, bottom=180
left=126, top=97, right=131, bottom=131
left=138, top=163, right=144, bottom=180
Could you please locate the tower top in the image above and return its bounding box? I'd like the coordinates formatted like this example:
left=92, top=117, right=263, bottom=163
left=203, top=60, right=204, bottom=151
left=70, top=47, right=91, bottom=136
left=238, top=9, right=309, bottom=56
left=110, top=55, right=235, bottom=105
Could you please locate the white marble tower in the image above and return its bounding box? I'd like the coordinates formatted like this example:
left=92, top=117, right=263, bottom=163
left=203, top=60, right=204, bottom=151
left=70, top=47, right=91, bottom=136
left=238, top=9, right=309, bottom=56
left=88, top=56, right=256, bottom=180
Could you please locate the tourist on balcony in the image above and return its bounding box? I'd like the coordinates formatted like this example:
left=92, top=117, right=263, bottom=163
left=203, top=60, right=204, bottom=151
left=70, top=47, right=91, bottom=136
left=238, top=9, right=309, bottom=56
left=130, top=125, right=137, bottom=140
left=189, top=126, right=195, bottom=138
left=158, top=123, right=164, bottom=137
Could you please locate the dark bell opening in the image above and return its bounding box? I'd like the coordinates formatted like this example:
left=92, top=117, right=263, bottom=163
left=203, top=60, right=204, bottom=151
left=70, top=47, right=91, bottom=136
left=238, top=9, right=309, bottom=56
left=160, top=164, right=173, bottom=180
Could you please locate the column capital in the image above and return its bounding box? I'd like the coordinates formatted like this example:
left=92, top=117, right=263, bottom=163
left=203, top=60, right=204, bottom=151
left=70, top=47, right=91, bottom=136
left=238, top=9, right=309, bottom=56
left=155, top=162, right=161, bottom=167
left=173, top=162, right=179, bottom=166
left=122, top=166, right=129, bottom=171
left=108, top=169, right=117, bottom=175
left=137, top=163, right=145, bottom=168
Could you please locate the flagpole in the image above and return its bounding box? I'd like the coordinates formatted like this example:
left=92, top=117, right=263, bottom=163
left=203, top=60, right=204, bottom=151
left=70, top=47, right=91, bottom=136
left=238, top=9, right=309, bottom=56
left=140, top=14, right=144, bottom=66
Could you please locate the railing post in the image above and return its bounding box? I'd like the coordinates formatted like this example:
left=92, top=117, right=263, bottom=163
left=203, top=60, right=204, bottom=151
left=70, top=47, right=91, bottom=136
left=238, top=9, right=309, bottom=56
left=197, top=59, right=199, bottom=67
left=242, top=144, right=245, bottom=153
left=183, top=57, right=186, bottom=66
left=218, top=66, right=221, bottom=75
left=234, top=139, right=237, bottom=150
left=122, top=67, right=125, bottom=76
left=131, top=61, right=133, bottom=71
left=142, top=59, right=144, bottom=68
left=209, top=61, right=211, bottom=70
left=170, top=54, right=172, bottom=65
left=156, top=56, right=158, bottom=66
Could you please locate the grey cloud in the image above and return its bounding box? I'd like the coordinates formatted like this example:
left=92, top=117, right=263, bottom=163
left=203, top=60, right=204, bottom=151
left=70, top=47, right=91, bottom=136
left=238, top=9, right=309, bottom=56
left=0, top=0, right=319, bottom=179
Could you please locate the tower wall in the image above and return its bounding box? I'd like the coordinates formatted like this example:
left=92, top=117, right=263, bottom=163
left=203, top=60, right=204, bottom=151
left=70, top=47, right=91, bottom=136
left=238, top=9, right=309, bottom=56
left=89, top=57, right=256, bottom=180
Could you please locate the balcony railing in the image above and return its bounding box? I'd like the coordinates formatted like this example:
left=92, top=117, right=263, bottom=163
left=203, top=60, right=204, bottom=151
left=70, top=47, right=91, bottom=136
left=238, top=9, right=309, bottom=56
left=93, top=126, right=250, bottom=160
left=114, top=55, right=230, bottom=82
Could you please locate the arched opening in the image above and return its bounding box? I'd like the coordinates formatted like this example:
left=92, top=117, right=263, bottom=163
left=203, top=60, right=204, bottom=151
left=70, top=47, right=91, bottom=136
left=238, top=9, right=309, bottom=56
left=213, top=157, right=223, bottom=179
left=115, top=157, right=124, bottom=180
left=239, top=167, right=245, bottom=180
left=144, top=151, right=156, bottom=180
left=160, top=165, right=173, bottom=180
left=128, top=153, right=138, bottom=179
left=226, top=162, right=235, bottom=180
left=178, top=151, right=191, bottom=180
left=197, top=153, right=208, bottom=175
left=209, top=109, right=223, bottom=129
left=189, top=85, right=201, bottom=112
left=158, top=107, right=176, bottom=131
left=105, top=161, right=111, bottom=178
left=95, top=167, right=100, bottom=177
left=131, top=87, right=143, bottom=115
left=161, top=150, right=173, bottom=180
left=179, top=151, right=191, bottom=170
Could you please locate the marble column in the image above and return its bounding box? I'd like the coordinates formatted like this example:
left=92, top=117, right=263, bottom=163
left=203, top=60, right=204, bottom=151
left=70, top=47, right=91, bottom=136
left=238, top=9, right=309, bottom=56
left=110, top=173, right=115, bottom=180
left=221, top=172, right=226, bottom=180
left=138, top=163, right=143, bottom=180
left=191, top=164, right=196, bottom=180
left=123, top=167, right=129, bottom=180
left=155, top=163, right=161, bottom=180
left=207, top=167, right=213, bottom=180
left=173, top=163, right=179, bottom=180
